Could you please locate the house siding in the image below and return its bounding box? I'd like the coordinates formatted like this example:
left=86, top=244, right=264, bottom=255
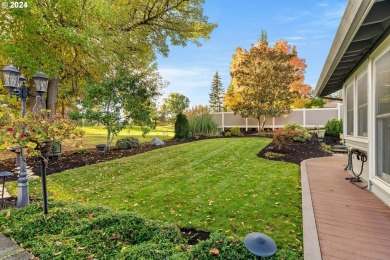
left=342, top=34, right=390, bottom=204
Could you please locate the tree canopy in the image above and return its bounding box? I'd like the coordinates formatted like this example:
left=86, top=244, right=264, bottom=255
left=0, top=0, right=216, bottom=116
left=224, top=33, right=300, bottom=131
left=160, top=92, right=190, bottom=121
left=72, top=71, right=164, bottom=150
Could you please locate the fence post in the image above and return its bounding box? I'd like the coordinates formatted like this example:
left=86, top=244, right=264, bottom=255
left=272, top=117, right=275, bottom=130
left=337, top=103, right=341, bottom=120
left=303, top=109, right=306, bottom=128
left=222, top=112, right=225, bottom=131
left=245, top=118, right=248, bottom=131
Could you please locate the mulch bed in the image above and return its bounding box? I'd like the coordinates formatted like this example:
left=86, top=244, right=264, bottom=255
left=257, top=135, right=339, bottom=165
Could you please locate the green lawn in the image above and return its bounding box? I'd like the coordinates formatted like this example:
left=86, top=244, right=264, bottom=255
left=80, top=125, right=174, bottom=147
left=7, top=138, right=302, bottom=252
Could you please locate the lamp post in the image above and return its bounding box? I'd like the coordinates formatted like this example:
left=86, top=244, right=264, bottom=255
left=1, top=61, right=48, bottom=208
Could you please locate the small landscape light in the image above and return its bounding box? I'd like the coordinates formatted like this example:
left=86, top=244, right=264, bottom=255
left=244, top=232, right=277, bottom=258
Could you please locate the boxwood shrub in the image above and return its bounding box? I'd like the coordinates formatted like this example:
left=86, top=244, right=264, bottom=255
left=325, top=118, right=343, bottom=137
left=115, top=137, right=140, bottom=149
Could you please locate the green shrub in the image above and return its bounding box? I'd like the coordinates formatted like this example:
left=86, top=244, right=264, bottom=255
left=115, top=137, right=140, bottom=149
left=174, top=113, right=190, bottom=140
left=292, top=131, right=312, bottom=142
left=284, top=124, right=304, bottom=131
left=320, top=143, right=332, bottom=153
left=224, top=131, right=232, bottom=137
left=283, top=124, right=311, bottom=142
left=325, top=118, right=343, bottom=137
left=229, top=127, right=243, bottom=136
left=188, top=114, right=219, bottom=137
left=273, top=128, right=311, bottom=150
left=264, top=152, right=285, bottom=159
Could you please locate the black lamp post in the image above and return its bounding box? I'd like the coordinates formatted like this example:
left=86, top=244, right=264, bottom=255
left=1, top=61, right=48, bottom=208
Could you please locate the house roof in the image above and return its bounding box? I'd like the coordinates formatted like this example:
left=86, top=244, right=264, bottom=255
left=314, top=0, right=390, bottom=97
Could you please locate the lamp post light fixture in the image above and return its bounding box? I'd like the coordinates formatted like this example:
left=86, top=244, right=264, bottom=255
left=1, top=61, right=49, bottom=208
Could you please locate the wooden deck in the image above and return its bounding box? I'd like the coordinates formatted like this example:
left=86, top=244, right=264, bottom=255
left=302, top=155, right=390, bottom=260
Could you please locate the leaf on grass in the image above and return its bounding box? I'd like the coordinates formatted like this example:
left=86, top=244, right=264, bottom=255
left=111, top=234, right=121, bottom=239
left=55, top=241, right=62, bottom=246
left=77, top=246, right=86, bottom=251
left=88, top=213, right=93, bottom=219
left=54, top=252, right=62, bottom=256
left=210, top=248, right=219, bottom=255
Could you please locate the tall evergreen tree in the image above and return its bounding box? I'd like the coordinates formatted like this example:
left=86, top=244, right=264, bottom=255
left=209, top=71, right=225, bottom=112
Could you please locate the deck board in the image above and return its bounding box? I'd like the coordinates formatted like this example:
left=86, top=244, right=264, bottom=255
left=303, top=155, right=390, bottom=260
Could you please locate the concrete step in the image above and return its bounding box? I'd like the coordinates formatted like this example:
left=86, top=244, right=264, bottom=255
left=332, top=148, right=348, bottom=153
left=332, top=145, right=347, bottom=149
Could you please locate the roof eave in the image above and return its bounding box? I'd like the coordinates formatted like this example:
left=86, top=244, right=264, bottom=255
left=314, top=0, right=373, bottom=97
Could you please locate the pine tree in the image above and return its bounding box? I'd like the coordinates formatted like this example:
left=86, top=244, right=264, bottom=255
left=209, top=71, right=225, bottom=112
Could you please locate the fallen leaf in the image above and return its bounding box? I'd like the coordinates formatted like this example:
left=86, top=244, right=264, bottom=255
left=88, top=214, right=93, bottom=219
left=112, top=233, right=121, bottom=239
left=55, top=241, right=62, bottom=246
left=210, top=248, right=219, bottom=255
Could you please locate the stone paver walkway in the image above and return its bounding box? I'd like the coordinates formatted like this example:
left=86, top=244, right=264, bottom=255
left=0, top=233, right=32, bottom=260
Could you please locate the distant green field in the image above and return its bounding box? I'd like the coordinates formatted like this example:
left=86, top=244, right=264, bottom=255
left=79, top=125, right=174, bottom=147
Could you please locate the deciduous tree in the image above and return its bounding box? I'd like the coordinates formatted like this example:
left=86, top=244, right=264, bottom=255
left=71, top=71, right=164, bottom=150
left=0, top=0, right=216, bottom=117
left=224, top=33, right=298, bottom=131
left=160, top=92, right=190, bottom=121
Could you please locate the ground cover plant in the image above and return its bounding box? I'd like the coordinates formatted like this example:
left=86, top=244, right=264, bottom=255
left=0, top=201, right=301, bottom=259
left=6, top=138, right=302, bottom=256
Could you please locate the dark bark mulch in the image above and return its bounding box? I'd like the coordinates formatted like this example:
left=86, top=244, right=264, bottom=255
left=180, top=228, right=210, bottom=245
left=257, top=135, right=339, bottom=165
left=0, top=139, right=187, bottom=182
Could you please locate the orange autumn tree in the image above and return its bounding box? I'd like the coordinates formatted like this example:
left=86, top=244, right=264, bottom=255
left=286, top=44, right=312, bottom=108
left=224, top=32, right=302, bottom=131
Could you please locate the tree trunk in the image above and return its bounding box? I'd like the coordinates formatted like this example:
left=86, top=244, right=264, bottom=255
left=46, top=78, right=60, bottom=118
left=257, top=116, right=267, bottom=132
left=106, top=130, right=111, bottom=152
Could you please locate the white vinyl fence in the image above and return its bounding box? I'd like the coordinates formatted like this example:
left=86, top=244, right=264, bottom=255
left=210, top=104, right=343, bottom=131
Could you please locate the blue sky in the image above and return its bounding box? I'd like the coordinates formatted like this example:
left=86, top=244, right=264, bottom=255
left=156, top=0, right=348, bottom=107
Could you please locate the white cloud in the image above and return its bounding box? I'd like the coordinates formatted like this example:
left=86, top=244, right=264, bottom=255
left=317, top=2, right=329, bottom=7
left=284, top=36, right=306, bottom=41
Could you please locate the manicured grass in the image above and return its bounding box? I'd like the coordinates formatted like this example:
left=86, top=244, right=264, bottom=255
left=80, top=125, right=174, bottom=147
left=7, top=138, right=302, bottom=253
